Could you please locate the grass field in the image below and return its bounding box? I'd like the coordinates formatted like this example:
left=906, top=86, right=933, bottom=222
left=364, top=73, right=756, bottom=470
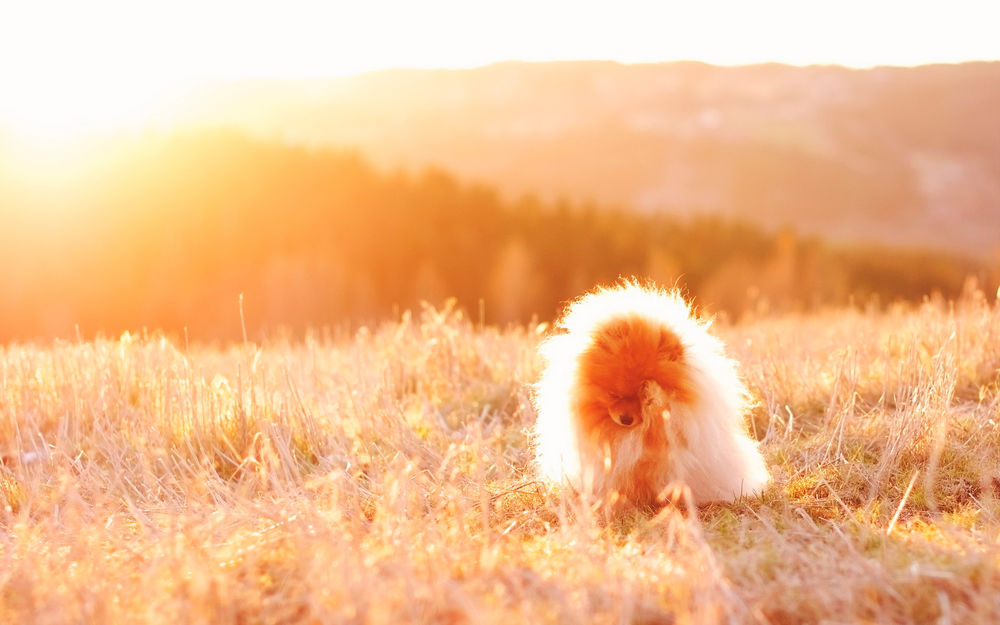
left=2, top=288, right=1000, bottom=624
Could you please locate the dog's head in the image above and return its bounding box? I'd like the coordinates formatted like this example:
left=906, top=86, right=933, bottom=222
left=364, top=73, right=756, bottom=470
left=573, top=314, right=694, bottom=440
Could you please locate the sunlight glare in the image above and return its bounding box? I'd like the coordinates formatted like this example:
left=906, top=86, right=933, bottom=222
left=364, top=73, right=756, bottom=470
left=0, top=72, right=169, bottom=183
left=1, top=76, right=160, bottom=142
left=1, top=0, right=997, bottom=159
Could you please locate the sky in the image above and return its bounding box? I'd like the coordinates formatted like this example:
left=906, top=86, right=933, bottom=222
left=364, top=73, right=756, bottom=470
left=1, top=0, right=999, bottom=138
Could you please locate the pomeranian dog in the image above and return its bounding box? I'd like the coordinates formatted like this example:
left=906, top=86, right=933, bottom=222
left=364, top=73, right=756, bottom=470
left=533, top=281, right=769, bottom=511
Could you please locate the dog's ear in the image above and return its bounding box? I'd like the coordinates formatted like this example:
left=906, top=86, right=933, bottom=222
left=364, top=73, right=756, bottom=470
left=657, top=328, right=685, bottom=361
left=600, top=317, right=637, bottom=344
left=592, top=318, right=632, bottom=354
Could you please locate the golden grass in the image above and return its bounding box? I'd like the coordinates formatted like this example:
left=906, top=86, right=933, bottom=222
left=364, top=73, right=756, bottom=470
left=2, top=292, right=1000, bottom=624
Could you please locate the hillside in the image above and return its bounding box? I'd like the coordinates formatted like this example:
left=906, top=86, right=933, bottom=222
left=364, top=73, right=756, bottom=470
left=2, top=293, right=1000, bottom=623
left=165, top=61, right=1000, bottom=256
left=0, top=132, right=990, bottom=341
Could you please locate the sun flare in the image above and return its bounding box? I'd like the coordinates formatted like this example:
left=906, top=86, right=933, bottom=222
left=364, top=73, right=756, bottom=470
left=1, top=74, right=172, bottom=140
left=1, top=0, right=996, bottom=152
left=0, top=65, right=183, bottom=181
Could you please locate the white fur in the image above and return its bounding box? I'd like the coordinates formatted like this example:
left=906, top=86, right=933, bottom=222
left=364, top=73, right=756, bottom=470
left=532, top=282, right=770, bottom=505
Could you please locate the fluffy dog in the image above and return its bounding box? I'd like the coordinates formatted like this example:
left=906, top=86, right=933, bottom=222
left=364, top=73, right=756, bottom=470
left=533, top=281, right=769, bottom=511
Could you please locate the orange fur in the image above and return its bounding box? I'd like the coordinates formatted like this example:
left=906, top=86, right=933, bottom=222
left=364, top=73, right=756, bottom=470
left=533, top=281, right=770, bottom=512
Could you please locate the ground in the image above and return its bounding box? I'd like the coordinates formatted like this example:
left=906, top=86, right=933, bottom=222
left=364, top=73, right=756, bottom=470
left=2, top=291, right=999, bottom=624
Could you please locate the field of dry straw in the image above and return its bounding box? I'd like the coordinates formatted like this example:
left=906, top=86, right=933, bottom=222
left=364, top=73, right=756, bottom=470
left=2, top=287, right=1000, bottom=624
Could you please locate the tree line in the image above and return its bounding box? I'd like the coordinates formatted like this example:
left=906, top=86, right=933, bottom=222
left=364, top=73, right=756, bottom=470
left=0, top=131, right=992, bottom=341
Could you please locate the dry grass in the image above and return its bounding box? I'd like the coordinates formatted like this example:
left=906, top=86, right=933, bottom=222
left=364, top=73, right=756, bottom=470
left=2, top=291, right=1000, bottom=624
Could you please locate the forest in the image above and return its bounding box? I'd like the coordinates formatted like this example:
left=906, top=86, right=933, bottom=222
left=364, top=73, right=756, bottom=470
left=0, top=131, right=992, bottom=341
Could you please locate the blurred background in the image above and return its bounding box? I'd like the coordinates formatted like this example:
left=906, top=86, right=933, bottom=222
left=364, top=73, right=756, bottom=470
left=2, top=1, right=999, bottom=341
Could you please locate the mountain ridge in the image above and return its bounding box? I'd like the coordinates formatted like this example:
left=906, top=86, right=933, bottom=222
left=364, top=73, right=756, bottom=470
left=159, top=60, right=1000, bottom=257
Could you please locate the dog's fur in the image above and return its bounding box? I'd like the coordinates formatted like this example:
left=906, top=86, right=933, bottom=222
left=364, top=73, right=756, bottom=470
left=533, top=281, right=769, bottom=510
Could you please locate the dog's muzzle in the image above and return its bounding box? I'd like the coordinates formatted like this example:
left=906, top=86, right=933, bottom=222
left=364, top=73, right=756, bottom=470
left=610, top=410, right=638, bottom=427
